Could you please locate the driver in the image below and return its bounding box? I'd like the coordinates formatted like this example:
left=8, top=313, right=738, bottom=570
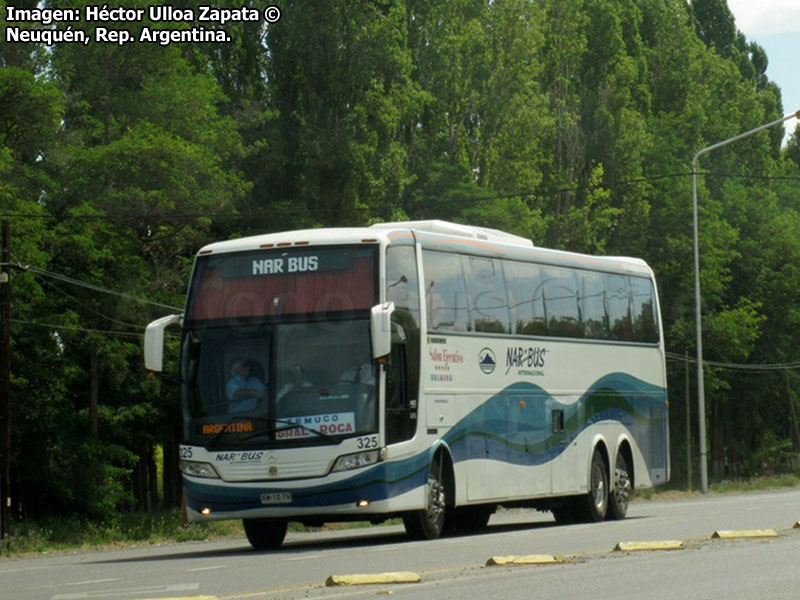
left=226, top=358, right=266, bottom=412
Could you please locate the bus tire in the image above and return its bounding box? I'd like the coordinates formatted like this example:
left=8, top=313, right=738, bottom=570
left=243, top=517, right=288, bottom=550
left=576, top=450, right=609, bottom=522
left=607, top=451, right=632, bottom=520
left=404, top=455, right=448, bottom=539
left=449, top=505, right=494, bottom=533
left=551, top=502, right=578, bottom=524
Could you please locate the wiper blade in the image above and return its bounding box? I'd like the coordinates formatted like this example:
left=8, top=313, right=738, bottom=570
left=273, top=418, right=341, bottom=444
left=205, top=415, right=341, bottom=447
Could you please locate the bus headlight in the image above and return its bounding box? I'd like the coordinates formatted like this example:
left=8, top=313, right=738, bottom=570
left=179, top=460, right=220, bottom=479
left=332, top=450, right=381, bottom=473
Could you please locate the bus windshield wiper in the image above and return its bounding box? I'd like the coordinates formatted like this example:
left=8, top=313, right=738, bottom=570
left=272, top=418, right=341, bottom=444
left=205, top=415, right=340, bottom=447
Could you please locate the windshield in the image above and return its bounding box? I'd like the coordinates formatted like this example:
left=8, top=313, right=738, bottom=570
left=181, top=319, right=377, bottom=447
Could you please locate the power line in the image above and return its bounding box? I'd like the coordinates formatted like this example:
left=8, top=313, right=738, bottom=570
left=40, top=278, right=148, bottom=331
left=2, top=260, right=182, bottom=311
left=666, top=351, right=800, bottom=372
left=10, top=319, right=145, bottom=338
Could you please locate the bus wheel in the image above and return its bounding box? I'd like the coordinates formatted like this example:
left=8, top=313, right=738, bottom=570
left=577, top=450, right=608, bottom=522
left=404, top=455, right=448, bottom=539
left=243, top=518, right=288, bottom=550
left=551, top=502, right=577, bottom=524
left=607, top=452, right=632, bottom=520
left=449, top=505, right=494, bottom=533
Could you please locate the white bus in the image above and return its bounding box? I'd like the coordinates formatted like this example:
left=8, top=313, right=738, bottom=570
left=145, top=220, right=669, bottom=549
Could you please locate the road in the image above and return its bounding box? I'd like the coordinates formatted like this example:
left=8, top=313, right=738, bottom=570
left=2, top=489, right=799, bottom=600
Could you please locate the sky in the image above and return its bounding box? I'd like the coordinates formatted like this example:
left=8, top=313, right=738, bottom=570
left=726, top=0, right=800, bottom=144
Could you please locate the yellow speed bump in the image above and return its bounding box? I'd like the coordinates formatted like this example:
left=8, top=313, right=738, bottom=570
left=793, top=522, right=800, bottom=529
left=711, top=529, right=779, bottom=539
left=486, top=554, right=562, bottom=566
left=325, top=572, right=421, bottom=586
left=614, top=540, right=684, bottom=552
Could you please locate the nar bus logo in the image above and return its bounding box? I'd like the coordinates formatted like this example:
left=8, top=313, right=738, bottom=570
left=478, top=348, right=496, bottom=374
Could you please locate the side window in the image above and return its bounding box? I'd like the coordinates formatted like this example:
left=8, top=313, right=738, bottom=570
left=605, top=274, right=631, bottom=341
left=506, top=261, right=547, bottom=335
left=629, top=276, right=659, bottom=342
left=422, top=250, right=470, bottom=332
left=385, top=246, right=420, bottom=444
left=386, top=245, right=421, bottom=329
left=579, top=271, right=609, bottom=340
left=543, top=266, right=581, bottom=338
left=464, top=256, right=511, bottom=334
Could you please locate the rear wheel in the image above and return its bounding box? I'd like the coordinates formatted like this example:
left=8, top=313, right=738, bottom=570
left=575, top=450, right=608, bottom=522
left=607, top=451, right=632, bottom=520
left=404, top=455, right=448, bottom=539
left=243, top=518, right=288, bottom=550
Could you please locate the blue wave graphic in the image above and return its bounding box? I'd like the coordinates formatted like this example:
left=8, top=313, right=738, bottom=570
left=185, top=372, right=666, bottom=515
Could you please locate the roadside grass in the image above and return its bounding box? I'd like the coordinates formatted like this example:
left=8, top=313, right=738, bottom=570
left=635, top=472, right=800, bottom=500
left=2, top=474, right=798, bottom=556
left=0, top=510, right=243, bottom=557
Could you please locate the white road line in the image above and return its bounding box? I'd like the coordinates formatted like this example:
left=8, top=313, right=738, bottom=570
left=62, top=579, right=121, bottom=587
left=284, top=554, right=324, bottom=561
left=51, top=582, right=199, bottom=599
left=189, top=565, right=227, bottom=572
left=0, top=564, right=73, bottom=574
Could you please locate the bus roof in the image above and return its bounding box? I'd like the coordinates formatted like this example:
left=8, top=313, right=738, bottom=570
left=195, top=221, right=652, bottom=276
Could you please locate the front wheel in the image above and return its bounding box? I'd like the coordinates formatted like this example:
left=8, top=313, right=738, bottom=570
left=404, top=456, right=448, bottom=539
left=448, top=505, right=494, bottom=533
left=607, top=452, right=632, bottom=520
left=243, top=518, right=288, bottom=550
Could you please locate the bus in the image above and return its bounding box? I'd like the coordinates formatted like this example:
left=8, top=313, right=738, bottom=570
left=144, top=220, right=669, bottom=549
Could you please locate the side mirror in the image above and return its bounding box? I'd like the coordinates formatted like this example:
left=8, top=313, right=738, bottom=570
left=370, top=301, right=395, bottom=359
left=144, top=314, right=182, bottom=372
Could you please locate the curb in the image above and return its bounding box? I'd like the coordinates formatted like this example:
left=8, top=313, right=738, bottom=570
left=711, top=529, right=779, bottom=539
left=486, top=554, right=562, bottom=566
left=326, top=572, right=421, bottom=586
left=613, top=540, right=684, bottom=552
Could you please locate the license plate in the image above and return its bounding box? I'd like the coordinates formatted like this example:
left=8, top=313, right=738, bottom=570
left=261, top=492, right=292, bottom=505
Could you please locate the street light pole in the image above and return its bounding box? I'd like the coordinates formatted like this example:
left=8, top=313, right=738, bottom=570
left=692, top=110, right=800, bottom=494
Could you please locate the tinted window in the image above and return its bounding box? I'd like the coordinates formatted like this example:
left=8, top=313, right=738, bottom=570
left=579, top=271, right=608, bottom=339
left=385, top=246, right=421, bottom=444
left=188, top=246, right=376, bottom=322
left=420, top=251, right=659, bottom=344
left=506, top=260, right=547, bottom=335
left=542, top=266, right=581, bottom=338
left=605, top=274, right=631, bottom=340
left=422, top=250, right=470, bottom=332
left=386, top=246, right=421, bottom=330
left=464, top=256, right=511, bottom=333
left=629, top=276, right=659, bottom=342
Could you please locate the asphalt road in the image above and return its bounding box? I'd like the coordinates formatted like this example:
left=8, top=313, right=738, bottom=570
left=2, top=488, right=799, bottom=600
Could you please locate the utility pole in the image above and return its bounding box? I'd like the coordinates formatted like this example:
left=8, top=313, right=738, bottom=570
left=685, top=351, right=691, bottom=491
left=1, top=220, right=10, bottom=541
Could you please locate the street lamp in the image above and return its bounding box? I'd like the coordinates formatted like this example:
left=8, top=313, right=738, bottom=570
left=692, top=110, right=800, bottom=494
